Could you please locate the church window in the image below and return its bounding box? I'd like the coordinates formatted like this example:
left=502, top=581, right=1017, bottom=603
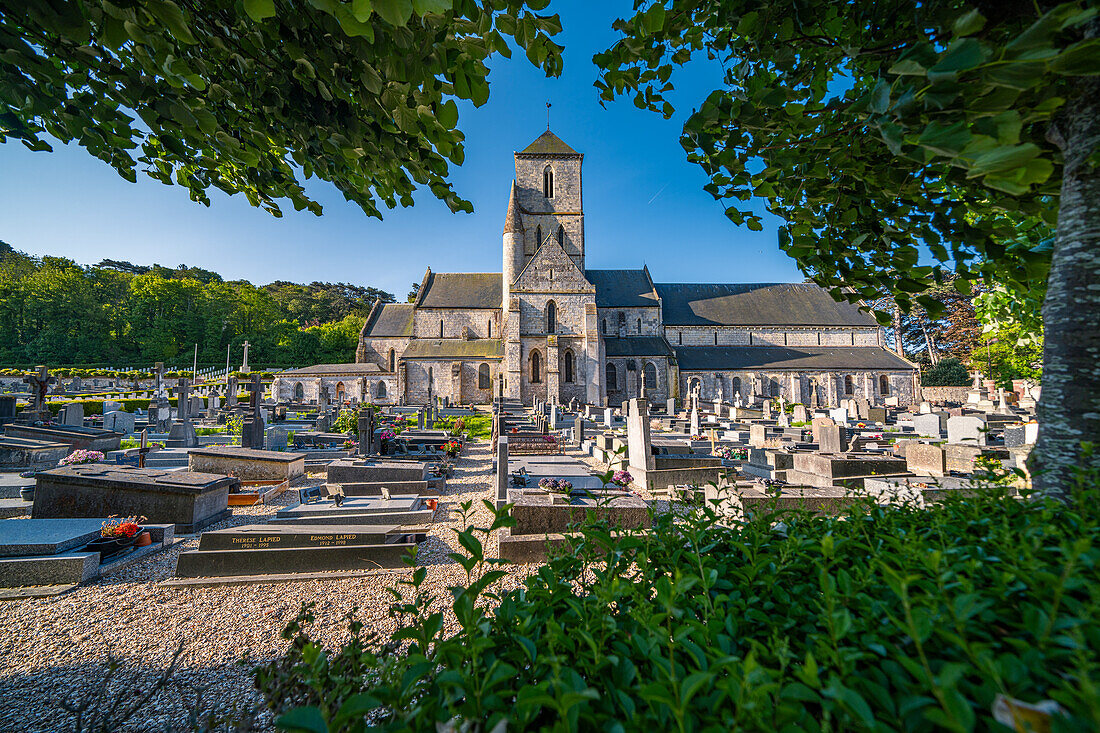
left=564, top=350, right=575, bottom=383
left=602, top=318, right=608, bottom=335
left=388, top=349, right=395, bottom=372
left=535, top=225, right=543, bottom=248
left=732, top=376, right=741, bottom=395
left=543, top=166, right=554, bottom=198
left=531, top=350, right=542, bottom=383
left=428, top=367, right=433, bottom=389
left=557, top=225, right=564, bottom=246
left=605, top=363, right=618, bottom=391
left=880, top=375, right=890, bottom=395
left=637, top=318, right=641, bottom=333
left=714, top=331, right=718, bottom=345
left=769, top=378, right=780, bottom=397
left=487, top=319, right=491, bottom=337
left=549, top=269, right=553, bottom=281
left=376, top=381, right=387, bottom=398
left=336, top=382, right=345, bottom=402
left=678, top=331, right=682, bottom=345
left=478, top=363, right=490, bottom=390
left=643, top=362, right=657, bottom=390
left=294, top=382, right=304, bottom=401
left=439, top=319, right=444, bottom=338
left=844, top=375, right=855, bottom=394
left=546, top=301, right=556, bottom=333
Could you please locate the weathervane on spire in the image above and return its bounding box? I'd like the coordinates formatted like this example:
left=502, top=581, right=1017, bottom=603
left=546, top=100, right=551, bottom=130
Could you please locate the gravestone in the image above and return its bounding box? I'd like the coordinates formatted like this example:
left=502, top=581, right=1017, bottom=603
left=102, top=411, right=135, bottom=434
left=604, top=407, right=613, bottom=428
left=626, top=398, right=655, bottom=473
left=227, top=376, right=239, bottom=407
left=21, top=366, right=55, bottom=423
left=666, top=397, right=676, bottom=416
left=749, top=424, right=767, bottom=449
left=0, top=395, right=16, bottom=423
left=810, top=416, right=836, bottom=444
left=574, top=414, right=585, bottom=445
left=166, top=378, right=198, bottom=448
left=913, top=412, right=947, bottom=439
left=906, top=443, right=947, bottom=476
left=496, top=436, right=509, bottom=508
left=357, top=406, right=376, bottom=456
left=792, top=404, right=809, bottom=424
left=241, top=375, right=266, bottom=448
left=818, top=424, right=850, bottom=454
left=947, top=415, right=987, bottom=446
left=103, top=400, right=123, bottom=414
left=59, top=402, right=84, bottom=427
left=867, top=407, right=887, bottom=424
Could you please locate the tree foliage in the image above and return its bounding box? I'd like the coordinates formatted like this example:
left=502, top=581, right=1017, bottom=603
left=0, top=245, right=389, bottom=366
left=1, top=0, right=563, bottom=217
left=921, top=356, right=971, bottom=386
left=594, top=0, right=1087, bottom=314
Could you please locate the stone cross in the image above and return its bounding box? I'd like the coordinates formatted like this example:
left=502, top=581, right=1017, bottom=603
left=153, top=362, right=166, bottom=400
left=240, top=341, right=251, bottom=373
left=23, top=365, right=56, bottom=414
left=249, top=373, right=263, bottom=418
left=176, top=378, right=192, bottom=422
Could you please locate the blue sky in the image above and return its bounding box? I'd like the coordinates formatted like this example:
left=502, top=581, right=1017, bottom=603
left=0, top=1, right=802, bottom=299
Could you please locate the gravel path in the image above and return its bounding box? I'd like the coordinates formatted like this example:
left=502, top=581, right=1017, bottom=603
left=0, top=442, right=532, bottom=732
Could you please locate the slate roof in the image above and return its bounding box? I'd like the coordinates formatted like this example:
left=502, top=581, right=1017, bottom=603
left=401, top=339, right=504, bottom=360
left=673, top=346, right=916, bottom=371
left=517, top=130, right=581, bottom=157
left=586, top=269, right=659, bottom=308
left=418, top=272, right=502, bottom=309
left=655, top=283, right=877, bottom=327
left=364, top=303, right=414, bottom=337
left=603, top=336, right=675, bottom=358
left=279, top=363, right=384, bottom=376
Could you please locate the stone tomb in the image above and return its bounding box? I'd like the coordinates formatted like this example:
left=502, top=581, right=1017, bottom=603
left=188, top=446, right=306, bottom=482
left=272, top=496, right=433, bottom=527
left=0, top=517, right=175, bottom=589
left=785, top=453, right=909, bottom=489
left=3, top=424, right=123, bottom=453
left=0, top=435, right=70, bottom=469
left=32, top=466, right=235, bottom=533
left=174, top=524, right=423, bottom=578
left=325, top=459, right=429, bottom=484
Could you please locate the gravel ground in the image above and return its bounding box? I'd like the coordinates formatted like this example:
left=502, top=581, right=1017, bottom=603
left=0, top=442, right=534, bottom=732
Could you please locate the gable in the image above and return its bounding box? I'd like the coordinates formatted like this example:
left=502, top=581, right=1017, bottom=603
left=512, top=237, right=594, bottom=293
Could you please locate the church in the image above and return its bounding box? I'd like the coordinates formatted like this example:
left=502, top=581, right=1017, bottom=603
left=275, top=130, right=918, bottom=408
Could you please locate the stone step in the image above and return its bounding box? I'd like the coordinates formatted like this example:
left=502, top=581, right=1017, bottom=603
left=174, top=541, right=418, bottom=578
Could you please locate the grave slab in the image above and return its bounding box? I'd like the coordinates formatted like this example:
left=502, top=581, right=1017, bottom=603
left=188, top=446, right=306, bottom=482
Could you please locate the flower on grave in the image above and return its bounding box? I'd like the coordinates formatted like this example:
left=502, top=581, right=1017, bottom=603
left=443, top=440, right=461, bottom=457
left=451, top=418, right=465, bottom=435
left=857, top=422, right=866, bottom=428
left=610, top=470, right=633, bottom=488
left=342, top=440, right=357, bottom=450
left=101, top=515, right=144, bottom=538
left=510, top=427, right=519, bottom=433
left=60, top=449, right=105, bottom=466
left=538, top=477, right=553, bottom=489
left=543, top=435, right=555, bottom=443
left=690, top=434, right=705, bottom=441
left=554, top=479, right=573, bottom=492
left=380, top=429, right=396, bottom=441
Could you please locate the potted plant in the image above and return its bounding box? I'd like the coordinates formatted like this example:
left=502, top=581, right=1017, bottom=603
left=538, top=478, right=574, bottom=493
left=85, top=516, right=145, bottom=558
left=442, top=440, right=461, bottom=458
left=609, top=470, right=633, bottom=489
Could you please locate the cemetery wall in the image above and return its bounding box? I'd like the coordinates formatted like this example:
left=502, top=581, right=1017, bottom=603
left=921, top=386, right=971, bottom=403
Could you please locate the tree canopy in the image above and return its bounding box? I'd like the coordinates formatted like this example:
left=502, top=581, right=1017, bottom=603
left=596, top=0, right=1100, bottom=497
left=0, top=245, right=392, bottom=366
left=1, top=0, right=563, bottom=217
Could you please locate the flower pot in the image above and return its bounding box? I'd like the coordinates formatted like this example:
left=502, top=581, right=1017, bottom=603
left=135, top=531, right=152, bottom=548
left=18, top=486, right=34, bottom=503
left=86, top=528, right=142, bottom=558
left=426, top=498, right=438, bottom=511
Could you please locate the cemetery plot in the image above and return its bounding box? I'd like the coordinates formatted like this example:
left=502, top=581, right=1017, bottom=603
left=3, top=424, right=123, bottom=452
left=188, top=446, right=306, bottom=482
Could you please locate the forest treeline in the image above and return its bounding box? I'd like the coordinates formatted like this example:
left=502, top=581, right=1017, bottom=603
left=0, top=241, right=393, bottom=367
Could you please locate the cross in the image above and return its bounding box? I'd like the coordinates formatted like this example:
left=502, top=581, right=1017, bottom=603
left=546, top=100, right=551, bottom=130
left=23, top=365, right=56, bottom=412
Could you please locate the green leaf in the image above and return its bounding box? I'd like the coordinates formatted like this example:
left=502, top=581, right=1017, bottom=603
left=243, top=0, right=276, bottom=22
left=412, top=0, right=451, bottom=13
left=146, top=0, right=197, bottom=44
left=929, top=37, right=985, bottom=76
left=917, top=121, right=971, bottom=157
left=645, top=3, right=666, bottom=33
left=374, top=0, right=413, bottom=26
left=351, top=0, right=373, bottom=22
left=1051, top=38, right=1100, bottom=75
left=967, top=143, right=1041, bottom=177
left=952, top=8, right=985, bottom=37
left=277, top=707, right=328, bottom=733
left=438, top=99, right=458, bottom=128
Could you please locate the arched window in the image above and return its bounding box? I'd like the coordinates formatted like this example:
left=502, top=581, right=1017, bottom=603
left=546, top=301, right=556, bottom=333
left=637, top=318, right=642, bottom=334
left=388, top=349, right=395, bottom=372
left=564, top=351, right=574, bottom=383
left=487, top=318, right=491, bottom=338
left=535, top=224, right=543, bottom=249
left=714, top=331, right=718, bottom=345
left=428, top=367, right=433, bottom=389
left=643, top=362, right=657, bottom=390
left=880, top=375, right=890, bottom=395
left=336, top=382, right=345, bottom=402
left=602, top=318, right=608, bottom=335
left=605, top=362, right=618, bottom=391
left=678, top=331, right=682, bottom=345
left=732, top=376, right=742, bottom=395
left=531, top=351, right=542, bottom=383
left=844, top=375, right=855, bottom=394
left=688, top=377, right=701, bottom=396
left=376, top=381, right=387, bottom=398
left=543, top=166, right=554, bottom=198
left=439, top=319, right=444, bottom=338
left=769, top=378, right=780, bottom=397
left=478, top=363, right=490, bottom=390
left=557, top=225, right=564, bottom=247
left=294, top=382, right=304, bottom=401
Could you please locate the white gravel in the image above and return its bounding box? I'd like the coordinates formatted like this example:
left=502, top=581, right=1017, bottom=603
left=0, top=442, right=535, bottom=732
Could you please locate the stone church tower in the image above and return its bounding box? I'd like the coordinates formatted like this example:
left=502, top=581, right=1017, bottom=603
left=502, top=131, right=600, bottom=405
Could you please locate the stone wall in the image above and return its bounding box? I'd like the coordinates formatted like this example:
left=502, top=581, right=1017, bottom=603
left=356, top=336, right=409, bottom=370
left=605, top=357, right=669, bottom=405
left=921, top=386, right=971, bottom=403
left=678, top=370, right=916, bottom=406
left=272, top=375, right=399, bottom=405
left=403, top=360, right=500, bottom=405
left=518, top=294, right=591, bottom=337
left=665, top=326, right=883, bottom=347
left=412, top=308, right=501, bottom=339
left=597, top=307, right=662, bottom=337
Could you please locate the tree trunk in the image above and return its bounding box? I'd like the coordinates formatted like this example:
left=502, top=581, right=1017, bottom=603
left=1032, top=69, right=1100, bottom=500
left=918, top=316, right=938, bottom=365
left=893, top=304, right=904, bottom=358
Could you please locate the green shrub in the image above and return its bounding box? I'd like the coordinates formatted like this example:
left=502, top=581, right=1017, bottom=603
left=332, top=409, right=358, bottom=435
left=257, top=464, right=1100, bottom=732
left=922, top=356, right=971, bottom=387
left=45, top=397, right=164, bottom=416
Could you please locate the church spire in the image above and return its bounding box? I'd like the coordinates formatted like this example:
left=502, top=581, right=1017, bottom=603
left=503, top=180, right=522, bottom=234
